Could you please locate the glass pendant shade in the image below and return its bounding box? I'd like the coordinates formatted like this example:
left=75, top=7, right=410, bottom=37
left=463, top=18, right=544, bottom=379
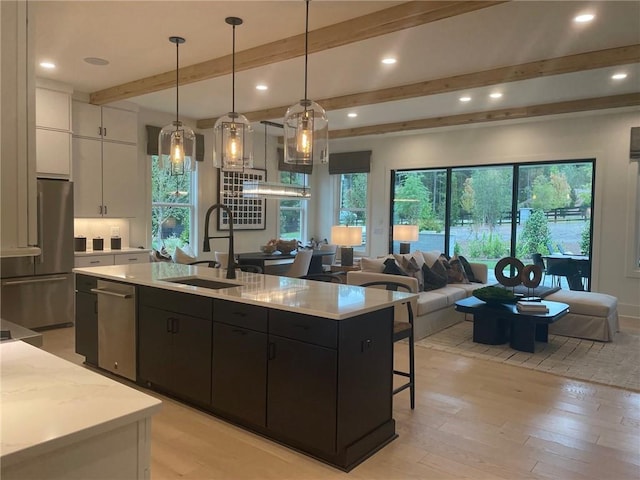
left=283, top=1, right=328, bottom=166
left=159, top=120, right=196, bottom=175
left=243, top=180, right=310, bottom=199
left=213, top=113, right=253, bottom=170
left=283, top=100, right=328, bottom=165
left=214, top=16, right=253, bottom=170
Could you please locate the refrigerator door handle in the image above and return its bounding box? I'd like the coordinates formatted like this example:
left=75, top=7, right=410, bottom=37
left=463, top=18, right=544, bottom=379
left=37, top=190, right=44, bottom=264
left=3, top=276, right=69, bottom=286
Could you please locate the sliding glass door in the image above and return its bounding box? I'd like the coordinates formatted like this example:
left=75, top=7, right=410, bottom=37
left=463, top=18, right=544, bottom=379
left=391, top=159, right=594, bottom=290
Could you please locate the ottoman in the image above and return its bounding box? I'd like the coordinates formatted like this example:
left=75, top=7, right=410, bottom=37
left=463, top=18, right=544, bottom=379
left=545, top=290, right=619, bottom=341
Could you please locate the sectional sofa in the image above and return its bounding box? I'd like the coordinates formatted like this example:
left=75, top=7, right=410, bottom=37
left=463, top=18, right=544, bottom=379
left=346, top=251, right=489, bottom=340
left=347, top=251, right=619, bottom=343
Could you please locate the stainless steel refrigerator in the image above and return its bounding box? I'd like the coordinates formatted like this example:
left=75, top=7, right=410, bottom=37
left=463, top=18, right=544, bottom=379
left=1, top=179, right=74, bottom=329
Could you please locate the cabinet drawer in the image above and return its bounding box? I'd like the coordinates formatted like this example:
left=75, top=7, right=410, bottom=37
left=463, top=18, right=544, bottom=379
left=139, top=286, right=212, bottom=319
left=113, top=252, right=149, bottom=265
left=269, top=310, right=337, bottom=349
left=214, top=300, right=267, bottom=332
left=74, top=255, right=115, bottom=268
left=75, top=274, right=97, bottom=293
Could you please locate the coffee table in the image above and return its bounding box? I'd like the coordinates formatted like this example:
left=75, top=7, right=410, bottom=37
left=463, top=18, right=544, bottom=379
left=454, top=297, right=569, bottom=353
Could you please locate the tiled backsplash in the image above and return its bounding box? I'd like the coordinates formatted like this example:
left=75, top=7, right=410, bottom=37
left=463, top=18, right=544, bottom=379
left=74, top=218, right=130, bottom=247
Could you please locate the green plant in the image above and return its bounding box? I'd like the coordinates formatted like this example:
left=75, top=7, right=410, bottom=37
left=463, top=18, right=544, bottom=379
left=467, top=232, right=509, bottom=259
left=517, top=209, right=552, bottom=257
left=580, top=222, right=591, bottom=255
left=453, top=242, right=461, bottom=256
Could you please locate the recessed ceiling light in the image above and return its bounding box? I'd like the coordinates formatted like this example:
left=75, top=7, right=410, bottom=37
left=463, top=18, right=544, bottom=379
left=611, top=73, right=628, bottom=80
left=255, top=84, right=268, bottom=91
left=489, top=92, right=503, bottom=99
left=39, top=62, right=56, bottom=69
left=347, top=112, right=358, bottom=118
left=459, top=96, right=472, bottom=102
left=381, top=57, right=397, bottom=65
left=574, top=13, right=595, bottom=23
left=83, top=57, right=109, bottom=66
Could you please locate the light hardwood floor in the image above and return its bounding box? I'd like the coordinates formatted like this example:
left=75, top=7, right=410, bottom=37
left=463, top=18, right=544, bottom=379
left=41, top=326, right=640, bottom=480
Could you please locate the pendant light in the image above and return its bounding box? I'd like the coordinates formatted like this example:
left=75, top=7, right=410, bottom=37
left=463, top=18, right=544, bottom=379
left=213, top=17, right=253, bottom=171
left=283, top=0, right=328, bottom=166
left=242, top=121, right=311, bottom=200
left=158, top=36, right=196, bottom=176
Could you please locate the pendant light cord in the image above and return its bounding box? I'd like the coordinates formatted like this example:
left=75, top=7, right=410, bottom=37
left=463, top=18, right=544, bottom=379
left=175, top=40, right=179, bottom=123
left=232, top=23, right=236, bottom=113
left=304, top=0, right=309, bottom=102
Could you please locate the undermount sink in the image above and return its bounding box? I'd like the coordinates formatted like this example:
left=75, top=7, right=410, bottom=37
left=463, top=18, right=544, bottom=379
left=164, top=277, right=239, bottom=290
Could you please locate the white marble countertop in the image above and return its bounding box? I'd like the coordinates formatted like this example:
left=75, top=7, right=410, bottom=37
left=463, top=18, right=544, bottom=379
left=0, top=341, right=162, bottom=467
left=74, top=247, right=151, bottom=257
left=73, top=262, right=415, bottom=320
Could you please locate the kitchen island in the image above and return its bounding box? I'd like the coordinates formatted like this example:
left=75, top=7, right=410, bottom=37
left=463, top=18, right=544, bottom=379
left=0, top=340, right=161, bottom=480
left=73, top=262, right=415, bottom=471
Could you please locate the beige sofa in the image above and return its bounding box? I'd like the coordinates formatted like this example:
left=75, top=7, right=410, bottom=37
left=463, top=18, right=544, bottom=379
left=346, top=252, right=489, bottom=340
left=347, top=251, right=619, bottom=343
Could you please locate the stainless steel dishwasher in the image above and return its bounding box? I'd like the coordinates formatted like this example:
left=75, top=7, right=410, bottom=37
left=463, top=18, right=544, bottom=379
left=92, top=279, right=136, bottom=381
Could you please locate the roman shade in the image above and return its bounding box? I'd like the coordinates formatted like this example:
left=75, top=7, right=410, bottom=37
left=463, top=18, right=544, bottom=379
left=146, top=125, right=205, bottom=162
left=328, top=150, right=371, bottom=174
left=631, top=126, right=640, bottom=160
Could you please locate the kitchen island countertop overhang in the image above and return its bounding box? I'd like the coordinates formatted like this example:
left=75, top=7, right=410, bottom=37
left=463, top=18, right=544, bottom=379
left=73, top=262, right=415, bottom=319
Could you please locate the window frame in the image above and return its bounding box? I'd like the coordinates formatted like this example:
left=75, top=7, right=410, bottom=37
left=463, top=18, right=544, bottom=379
left=334, top=172, right=370, bottom=255
left=277, top=171, right=309, bottom=242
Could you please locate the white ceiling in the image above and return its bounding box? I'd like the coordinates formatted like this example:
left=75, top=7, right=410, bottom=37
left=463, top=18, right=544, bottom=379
left=33, top=1, right=640, bottom=133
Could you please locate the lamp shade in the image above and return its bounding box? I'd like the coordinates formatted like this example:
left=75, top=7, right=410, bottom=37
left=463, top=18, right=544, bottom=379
left=213, top=113, right=253, bottom=170
left=393, top=224, right=419, bottom=242
left=283, top=100, right=328, bottom=165
left=159, top=121, right=196, bottom=175
left=331, top=225, right=362, bottom=247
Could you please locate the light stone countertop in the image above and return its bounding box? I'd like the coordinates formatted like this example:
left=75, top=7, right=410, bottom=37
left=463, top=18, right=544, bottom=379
left=74, top=247, right=151, bottom=257
left=73, top=262, right=415, bottom=320
left=0, top=341, right=162, bottom=467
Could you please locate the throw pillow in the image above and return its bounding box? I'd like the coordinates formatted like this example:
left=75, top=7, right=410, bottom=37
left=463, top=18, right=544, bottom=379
left=173, top=246, right=197, bottom=264
left=422, top=250, right=441, bottom=268
left=360, top=256, right=388, bottom=273
left=457, top=255, right=479, bottom=283
left=421, top=263, right=447, bottom=291
left=382, top=258, right=408, bottom=276
left=431, top=257, right=448, bottom=280
left=448, top=256, right=470, bottom=284
left=400, top=256, right=424, bottom=291
left=393, top=251, right=425, bottom=270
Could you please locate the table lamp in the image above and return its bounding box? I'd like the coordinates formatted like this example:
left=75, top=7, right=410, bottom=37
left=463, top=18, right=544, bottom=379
left=331, top=225, right=362, bottom=267
left=393, top=224, right=419, bottom=254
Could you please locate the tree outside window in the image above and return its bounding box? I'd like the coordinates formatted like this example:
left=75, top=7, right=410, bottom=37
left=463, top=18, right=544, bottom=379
left=151, top=155, right=195, bottom=254
left=337, top=173, right=368, bottom=247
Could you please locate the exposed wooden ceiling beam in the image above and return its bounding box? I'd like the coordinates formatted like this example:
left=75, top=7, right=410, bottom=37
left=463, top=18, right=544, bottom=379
left=197, top=44, right=640, bottom=129
left=89, top=1, right=504, bottom=105
left=327, top=93, right=640, bottom=139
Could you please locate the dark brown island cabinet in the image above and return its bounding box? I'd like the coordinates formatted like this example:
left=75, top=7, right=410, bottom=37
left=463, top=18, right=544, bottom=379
left=75, top=277, right=397, bottom=471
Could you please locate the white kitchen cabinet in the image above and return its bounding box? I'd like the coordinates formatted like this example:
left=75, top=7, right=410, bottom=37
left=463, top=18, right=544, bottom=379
left=74, top=254, right=115, bottom=268
left=35, top=86, right=72, bottom=178
left=113, top=251, right=149, bottom=265
left=73, top=102, right=137, bottom=144
left=36, top=129, right=71, bottom=177
left=36, top=88, right=70, bottom=130
left=73, top=137, right=138, bottom=218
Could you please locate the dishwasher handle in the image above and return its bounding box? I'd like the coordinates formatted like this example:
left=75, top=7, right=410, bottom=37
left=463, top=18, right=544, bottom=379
left=90, top=288, right=133, bottom=299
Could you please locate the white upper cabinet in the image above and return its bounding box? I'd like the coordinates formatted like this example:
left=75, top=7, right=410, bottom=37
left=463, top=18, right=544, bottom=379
left=36, top=88, right=71, bottom=130
left=35, top=86, right=72, bottom=178
left=73, top=102, right=137, bottom=144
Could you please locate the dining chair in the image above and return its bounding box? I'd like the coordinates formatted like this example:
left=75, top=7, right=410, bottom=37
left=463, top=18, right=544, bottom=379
left=284, top=249, right=313, bottom=277
left=214, top=251, right=228, bottom=266
left=360, top=280, right=415, bottom=409
left=319, top=243, right=338, bottom=272
left=531, top=253, right=547, bottom=286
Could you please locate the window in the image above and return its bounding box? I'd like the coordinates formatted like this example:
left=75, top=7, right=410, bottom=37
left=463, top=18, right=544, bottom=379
left=151, top=155, right=196, bottom=254
left=336, top=172, right=368, bottom=250
left=392, top=160, right=594, bottom=288
left=278, top=171, right=308, bottom=241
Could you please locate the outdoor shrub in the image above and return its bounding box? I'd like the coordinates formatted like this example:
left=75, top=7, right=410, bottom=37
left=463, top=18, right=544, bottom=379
left=453, top=242, right=461, bottom=256
left=518, top=209, right=551, bottom=257
left=467, top=232, right=509, bottom=259
left=580, top=222, right=590, bottom=255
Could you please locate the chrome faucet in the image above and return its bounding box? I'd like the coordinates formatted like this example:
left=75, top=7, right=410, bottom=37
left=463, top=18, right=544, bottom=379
left=202, top=203, right=235, bottom=279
